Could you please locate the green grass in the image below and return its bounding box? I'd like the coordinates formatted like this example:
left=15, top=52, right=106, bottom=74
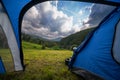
left=0, top=49, right=14, bottom=72
left=22, top=41, right=42, bottom=49
left=0, top=41, right=82, bottom=80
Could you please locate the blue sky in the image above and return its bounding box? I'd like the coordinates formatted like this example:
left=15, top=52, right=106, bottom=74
left=22, top=1, right=114, bottom=40
left=52, top=1, right=92, bottom=26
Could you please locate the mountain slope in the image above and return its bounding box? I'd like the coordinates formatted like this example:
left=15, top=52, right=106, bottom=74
left=60, top=28, right=95, bottom=49
left=21, top=27, right=95, bottom=50
left=21, top=33, right=59, bottom=49
left=22, top=41, right=42, bottom=49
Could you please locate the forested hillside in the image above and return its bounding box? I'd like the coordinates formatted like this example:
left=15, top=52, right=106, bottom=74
left=0, top=27, right=94, bottom=49
left=21, top=28, right=95, bottom=50
left=22, top=33, right=59, bottom=50
left=60, top=28, right=95, bottom=49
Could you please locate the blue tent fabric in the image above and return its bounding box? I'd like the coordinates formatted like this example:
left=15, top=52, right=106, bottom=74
left=113, top=21, right=120, bottom=64
left=69, top=7, right=118, bottom=68
left=0, top=57, right=6, bottom=74
left=107, top=0, right=120, bottom=3
left=70, top=7, right=120, bottom=80
left=1, top=0, right=31, bottom=48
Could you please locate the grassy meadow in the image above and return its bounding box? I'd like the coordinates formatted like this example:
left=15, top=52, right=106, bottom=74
left=0, top=41, right=82, bottom=80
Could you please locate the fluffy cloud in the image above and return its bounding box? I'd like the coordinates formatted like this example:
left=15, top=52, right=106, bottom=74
left=84, top=4, right=115, bottom=27
left=22, top=1, right=79, bottom=40
left=22, top=1, right=115, bottom=40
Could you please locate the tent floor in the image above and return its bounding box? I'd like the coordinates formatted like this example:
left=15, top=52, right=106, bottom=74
left=71, top=67, right=104, bottom=80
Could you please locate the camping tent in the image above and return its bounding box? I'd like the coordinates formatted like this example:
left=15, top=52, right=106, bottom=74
left=68, top=2, right=120, bottom=80
left=0, top=0, right=120, bottom=78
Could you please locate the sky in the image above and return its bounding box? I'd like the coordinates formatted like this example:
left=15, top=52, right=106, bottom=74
left=22, top=1, right=115, bottom=40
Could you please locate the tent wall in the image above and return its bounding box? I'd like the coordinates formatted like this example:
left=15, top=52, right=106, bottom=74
left=1, top=0, right=31, bottom=48
left=107, top=0, right=120, bottom=3
left=0, top=3, right=23, bottom=71
left=113, top=21, right=120, bottom=63
left=70, top=7, right=120, bottom=80
left=0, top=57, right=6, bottom=74
left=1, top=0, right=32, bottom=71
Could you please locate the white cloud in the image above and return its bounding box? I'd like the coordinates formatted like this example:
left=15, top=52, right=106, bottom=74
left=78, top=10, right=83, bottom=15
left=25, top=6, right=39, bottom=19
left=60, top=16, right=73, bottom=33
left=22, top=1, right=79, bottom=40
left=22, top=2, right=115, bottom=40
left=72, top=24, right=80, bottom=32
left=55, top=0, right=58, bottom=8
left=84, top=4, right=115, bottom=27
left=83, top=17, right=90, bottom=23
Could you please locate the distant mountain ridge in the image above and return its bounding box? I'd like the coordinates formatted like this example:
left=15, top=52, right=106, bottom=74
left=21, top=33, right=59, bottom=49
left=21, top=27, right=95, bottom=50
left=51, top=37, right=63, bottom=41
left=22, top=33, right=50, bottom=41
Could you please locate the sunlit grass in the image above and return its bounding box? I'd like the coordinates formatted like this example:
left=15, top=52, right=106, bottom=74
left=22, top=41, right=42, bottom=49
left=0, top=48, right=81, bottom=80
left=22, top=49, right=80, bottom=80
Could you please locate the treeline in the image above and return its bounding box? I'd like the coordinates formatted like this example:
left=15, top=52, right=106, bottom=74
left=0, top=27, right=94, bottom=50
left=22, top=28, right=95, bottom=50
left=21, top=33, right=60, bottom=50
left=59, top=28, right=95, bottom=50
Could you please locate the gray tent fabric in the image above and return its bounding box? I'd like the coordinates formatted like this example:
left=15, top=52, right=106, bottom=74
left=0, top=3, right=23, bottom=71
left=113, top=21, right=120, bottom=63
